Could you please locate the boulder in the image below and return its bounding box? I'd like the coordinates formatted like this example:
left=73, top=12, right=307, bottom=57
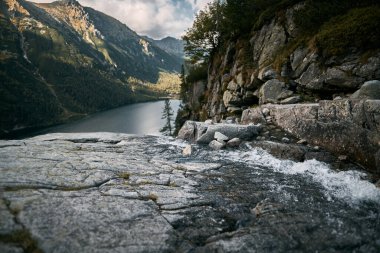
left=252, top=100, right=380, bottom=173
left=241, top=107, right=266, bottom=125
left=227, top=138, right=241, bottom=148
left=258, top=67, right=277, bottom=81
left=250, top=141, right=307, bottom=162
left=209, top=140, right=225, bottom=150
left=227, top=81, right=239, bottom=91
left=259, top=79, right=293, bottom=104
left=296, top=63, right=324, bottom=90
left=196, top=123, right=261, bottom=144
left=236, top=72, right=245, bottom=86
left=323, top=67, right=364, bottom=89
left=182, top=145, right=193, bottom=156
left=215, top=132, right=229, bottom=142
left=223, top=91, right=241, bottom=107
left=351, top=80, right=380, bottom=99
left=177, top=121, right=208, bottom=143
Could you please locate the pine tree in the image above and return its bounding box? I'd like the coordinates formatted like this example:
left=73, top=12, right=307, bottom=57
left=160, top=99, right=174, bottom=136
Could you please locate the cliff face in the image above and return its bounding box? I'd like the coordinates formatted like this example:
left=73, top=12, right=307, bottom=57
left=0, top=0, right=182, bottom=136
left=193, top=3, right=379, bottom=121
left=179, top=2, right=380, bottom=172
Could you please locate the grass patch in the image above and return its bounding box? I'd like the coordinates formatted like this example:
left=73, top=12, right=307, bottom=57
left=315, top=6, right=380, bottom=57
left=148, top=193, right=158, bottom=202
left=0, top=230, right=44, bottom=253
left=118, top=172, right=130, bottom=180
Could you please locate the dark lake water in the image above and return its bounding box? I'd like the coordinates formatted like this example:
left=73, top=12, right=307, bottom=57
left=43, top=100, right=180, bottom=136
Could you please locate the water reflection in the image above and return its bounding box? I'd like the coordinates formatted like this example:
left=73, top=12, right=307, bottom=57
left=45, top=100, right=180, bottom=136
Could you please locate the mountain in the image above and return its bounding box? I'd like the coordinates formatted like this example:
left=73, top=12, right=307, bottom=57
left=0, top=0, right=183, bottom=136
left=150, top=36, right=185, bottom=59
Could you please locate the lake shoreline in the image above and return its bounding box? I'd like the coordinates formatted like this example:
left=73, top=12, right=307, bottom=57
left=1, top=98, right=180, bottom=140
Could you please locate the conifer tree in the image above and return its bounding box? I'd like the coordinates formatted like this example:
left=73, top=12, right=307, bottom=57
left=160, top=99, right=174, bottom=136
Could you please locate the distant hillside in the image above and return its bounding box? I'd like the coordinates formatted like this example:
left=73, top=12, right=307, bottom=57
left=151, top=36, right=185, bottom=59
left=0, top=0, right=183, bottom=136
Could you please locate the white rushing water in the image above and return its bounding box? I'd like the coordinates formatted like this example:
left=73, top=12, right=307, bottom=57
left=221, top=144, right=380, bottom=205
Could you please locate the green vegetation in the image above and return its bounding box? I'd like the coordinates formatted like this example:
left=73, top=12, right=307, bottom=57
left=0, top=0, right=184, bottom=136
left=160, top=99, right=174, bottom=136
left=316, top=6, right=380, bottom=57
left=0, top=230, right=43, bottom=253
left=119, top=172, right=131, bottom=180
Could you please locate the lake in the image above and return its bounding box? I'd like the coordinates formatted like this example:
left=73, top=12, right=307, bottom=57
left=42, top=100, right=181, bottom=136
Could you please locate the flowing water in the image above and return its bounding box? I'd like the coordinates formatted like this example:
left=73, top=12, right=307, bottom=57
left=154, top=137, right=380, bottom=251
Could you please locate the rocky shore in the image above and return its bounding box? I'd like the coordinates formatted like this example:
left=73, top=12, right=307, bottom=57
left=1, top=133, right=380, bottom=252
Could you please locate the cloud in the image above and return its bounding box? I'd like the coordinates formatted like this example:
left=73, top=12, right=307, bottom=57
left=31, top=0, right=214, bottom=39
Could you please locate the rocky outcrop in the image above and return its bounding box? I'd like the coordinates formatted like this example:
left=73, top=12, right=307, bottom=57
left=177, top=120, right=261, bottom=144
left=351, top=80, right=380, bottom=99
left=242, top=99, right=380, bottom=173
left=1, top=133, right=380, bottom=252
left=186, top=1, right=380, bottom=122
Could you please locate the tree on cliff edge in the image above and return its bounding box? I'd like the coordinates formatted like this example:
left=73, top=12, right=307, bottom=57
left=160, top=99, right=174, bottom=136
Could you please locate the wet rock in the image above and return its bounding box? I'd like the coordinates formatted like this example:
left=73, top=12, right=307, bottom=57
left=0, top=244, right=23, bottom=253
left=351, top=80, right=380, bottom=99
left=0, top=133, right=379, bottom=252
left=183, top=145, right=193, bottom=156
left=282, top=137, right=290, bottom=143
left=209, top=140, right=225, bottom=150
left=195, top=123, right=261, bottom=144
left=227, top=138, right=241, bottom=148
left=305, top=151, right=336, bottom=164
left=250, top=141, right=307, bottom=162
left=243, top=100, right=380, bottom=173
left=214, top=132, right=229, bottom=143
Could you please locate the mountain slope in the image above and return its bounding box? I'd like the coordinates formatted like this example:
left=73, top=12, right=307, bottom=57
left=0, top=0, right=182, bottom=136
left=150, top=36, right=185, bottom=59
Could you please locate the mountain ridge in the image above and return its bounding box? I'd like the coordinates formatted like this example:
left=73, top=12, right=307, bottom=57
left=0, top=0, right=183, bottom=137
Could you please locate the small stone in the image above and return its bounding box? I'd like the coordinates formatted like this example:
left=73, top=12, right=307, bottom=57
left=214, top=132, right=229, bottom=142
left=282, top=137, right=290, bottom=143
left=313, top=146, right=320, bottom=151
left=209, top=140, right=226, bottom=150
left=227, top=138, right=241, bottom=148
left=338, top=155, right=348, bottom=161
left=334, top=96, right=342, bottom=100
left=262, top=108, right=270, bottom=116
left=297, top=139, right=307, bottom=145
left=205, top=119, right=213, bottom=124
left=182, top=145, right=192, bottom=156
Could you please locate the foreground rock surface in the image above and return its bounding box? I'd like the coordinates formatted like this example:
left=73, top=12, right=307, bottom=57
left=0, top=133, right=380, bottom=253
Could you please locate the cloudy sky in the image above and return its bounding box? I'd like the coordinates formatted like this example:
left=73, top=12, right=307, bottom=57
left=32, top=0, right=213, bottom=39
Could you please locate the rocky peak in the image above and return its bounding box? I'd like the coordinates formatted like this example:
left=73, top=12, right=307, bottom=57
left=5, top=0, right=30, bottom=15
left=58, top=0, right=80, bottom=6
